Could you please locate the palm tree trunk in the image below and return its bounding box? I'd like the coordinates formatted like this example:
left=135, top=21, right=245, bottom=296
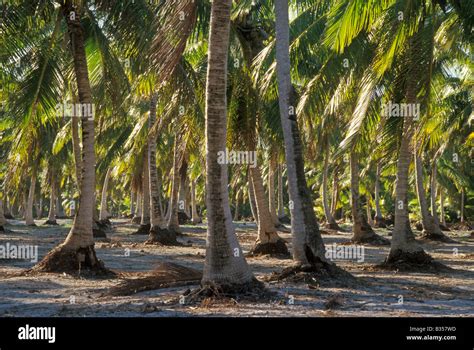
left=140, top=150, right=151, bottom=227
left=201, top=0, right=254, bottom=289
left=167, top=139, right=181, bottom=234
left=99, top=167, right=112, bottom=221
left=430, top=161, right=439, bottom=225
left=191, top=179, right=201, bottom=224
left=350, top=151, right=387, bottom=245
left=233, top=189, right=240, bottom=221
left=248, top=177, right=258, bottom=223
left=25, top=171, right=37, bottom=226
left=130, top=189, right=135, bottom=217
left=147, top=94, right=177, bottom=244
left=132, top=191, right=142, bottom=223
left=71, top=111, right=82, bottom=191
left=35, top=2, right=104, bottom=272
left=414, top=150, right=444, bottom=239
left=275, top=0, right=328, bottom=266
left=0, top=199, right=6, bottom=232
left=178, top=159, right=189, bottom=218
left=37, top=196, right=43, bottom=219
left=249, top=166, right=288, bottom=255
left=322, top=144, right=339, bottom=230
left=268, top=156, right=280, bottom=226
left=374, top=161, right=385, bottom=227
left=46, top=171, right=57, bottom=224
left=367, top=200, right=374, bottom=226
left=460, top=189, right=465, bottom=223
left=331, top=168, right=340, bottom=219
left=277, top=163, right=285, bottom=218
left=440, top=188, right=446, bottom=227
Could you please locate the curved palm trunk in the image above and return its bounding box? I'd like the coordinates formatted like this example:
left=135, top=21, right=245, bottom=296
left=25, top=171, right=37, bottom=226
left=322, top=144, right=339, bottom=230
left=331, top=168, right=340, bottom=219
left=460, top=189, right=465, bottom=223
left=130, top=189, right=135, bottom=217
left=35, top=2, right=104, bottom=273
left=191, top=179, right=201, bottom=224
left=430, top=161, right=439, bottom=226
left=138, top=150, right=151, bottom=232
left=374, top=162, right=385, bottom=227
left=147, top=94, right=177, bottom=245
left=249, top=166, right=288, bottom=255
left=350, top=151, right=387, bottom=245
left=233, top=189, right=240, bottom=221
left=202, top=0, right=254, bottom=289
left=132, top=191, right=142, bottom=223
left=275, top=0, right=329, bottom=266
left=167, top=140, right=181, bottom=234
left=178, top=159, right=190, bottom=218
left=99, top=167, right=112, bottom=221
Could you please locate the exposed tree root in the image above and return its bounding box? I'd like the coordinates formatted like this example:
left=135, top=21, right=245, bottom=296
left=248, top=239, right=290, bottom=258
left=380, top=249, right=451, bottom=273
left=420, top=231, right=457, bottom=243
left=351, top=232, right=390, bottom=246
left=30, top=244, right=114, bottom=277
left=106, top=262, right=201, bottom=296
left=43, top=220, right=58, bottom=225
left=185, top=278, right=272, bottom=304
left=132, top=223, right=151, bottom=235
left=145, top=227, right=182, bottom=246
left=266, top=257, right=356, bottom=287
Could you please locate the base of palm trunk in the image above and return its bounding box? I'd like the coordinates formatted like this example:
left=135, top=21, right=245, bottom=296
left=32, top=244, right=111, bottom=275
left=178, top=212, right=190, bottom=225
left=191, top=217, right=202, bottom=225
left=145, top=227, right=181, bottom=246
left=43, top=219, right=58, bottom=225
left=131, top=216, right=142, bottom=224
left=374, top=216, right=387, bottom=228
left=382, top=249, right=450, bottom=272
left=324, top=222, right=342, bottom=231
left=267, top=257, right=355, bottom=286
left=186, top=278, right=269, bottom=302
left=420, top=231, right=456, bottom=243
left=351, top=231, right=390, bottom=246
left=248, top=239, right=290, bottom=257
left=132, top=223, right=151, bottom=235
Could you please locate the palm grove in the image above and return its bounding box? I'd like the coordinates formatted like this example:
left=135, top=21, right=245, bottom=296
left=0, top=0, right=472, bottom=294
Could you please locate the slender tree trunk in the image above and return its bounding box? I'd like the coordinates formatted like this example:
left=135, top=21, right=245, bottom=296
left=275, top=0, right=327, bottom=265
left=25, top=171, right=37, bottom=226
left=439, top=187, right=446, bottom=227
left=36, top=2, right=103, bottom=272
left=233, top=189, right=240, bottom=221
left=46, top=171, right=57, bottom=224
left=0, top=199, right=6, bottom=232
left=249, top=166, right=288, bottom=255
left=277, top=163, right=285, bottom=218
left=191, top=179, right=201, bottom=224
left=167, top=140, right=181, bottom=233
left=37, top=196, right=43, bottom=219
left=201, top=0, right=254, bottom=288
left=140, top=150, right=150, bottom=226
left=430, top=161, right=439, bottom=226
left=268, top=156, right=280, bottom=226
left=374, top=161, right=385, bottom=227
left=99, top=167, right=112, bottom=221
left=130, top=189, right=135, bottom=217
left=178, top=159, right=189, bottom=218
left=147, top=94, right=177, bottom=244
left=331, top=168, right=340, bottom=219
left=248, top=177, right=258, bottom=223
left=350, top=151, right=387, bottom=244
left=71, top=111, right=82, bottom=191
left=367, top=200, right=374, bottom=226
left=460, top=189, right=465, bottom=223
left=414, top=150, right=444, bottom=239
left=322, top=144, right=339, bottom=229
left=132, top=191, right=142, bottom=223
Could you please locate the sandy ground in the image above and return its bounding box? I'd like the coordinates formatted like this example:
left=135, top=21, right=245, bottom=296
left=0, top=218, right=473, bottom=317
